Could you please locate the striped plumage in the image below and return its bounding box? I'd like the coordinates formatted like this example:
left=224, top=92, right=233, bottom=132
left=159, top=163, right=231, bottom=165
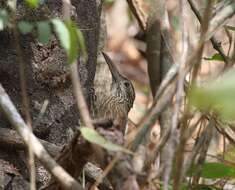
left=94, top=52, right=135, bottom=133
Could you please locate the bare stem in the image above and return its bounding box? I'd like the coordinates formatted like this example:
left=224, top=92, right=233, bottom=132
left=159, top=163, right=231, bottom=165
left=11, top=1, right=35, bottom=189
left=62, top=0, right=94, bottom=129
left=187, top=0, right=229, bottom=66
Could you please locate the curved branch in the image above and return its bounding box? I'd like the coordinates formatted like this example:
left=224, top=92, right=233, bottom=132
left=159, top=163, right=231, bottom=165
left=0, top=84, right=83, bottom=190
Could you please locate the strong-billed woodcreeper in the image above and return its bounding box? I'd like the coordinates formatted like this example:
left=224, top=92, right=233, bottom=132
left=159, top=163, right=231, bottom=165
left=94, top=52, right=135, bottom=134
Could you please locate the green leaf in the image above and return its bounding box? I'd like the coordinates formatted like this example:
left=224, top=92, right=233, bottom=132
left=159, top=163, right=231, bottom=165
left=201, top=162, right=235, bottom=179
left=189, top=69, right=235, bottom=121
left=204, top=53, right=224, bottom=61
left=65, top=20, right=79, bottom=64
left=0, top=9, right=8, bottom=31
left=37, top=21, right=51, bottom=44
left=104, top=0, right=115, bottom=3
left=25, top=0, right=39, bottom=8
left=52, top=19, right=87, bottom=64
left=104, top=0, right=115, bottom=5
left=226, top=25, right=235, bottom=31
left=80, top=127, right=133, bottom=154
left=77, top=29, right=87, bottom=61
left=18, top=21, right=34, bottom=34
left=52, top=19, right=77, bottom=64
left=51, top=19, right=70, bottom=51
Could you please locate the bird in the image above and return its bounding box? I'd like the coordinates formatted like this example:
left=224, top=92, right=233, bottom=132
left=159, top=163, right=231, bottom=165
left=94, top=52, right=135, bottom=134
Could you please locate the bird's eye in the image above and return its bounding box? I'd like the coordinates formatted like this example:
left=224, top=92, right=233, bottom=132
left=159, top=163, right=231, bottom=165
left=124, top=81, right=130, bottom=88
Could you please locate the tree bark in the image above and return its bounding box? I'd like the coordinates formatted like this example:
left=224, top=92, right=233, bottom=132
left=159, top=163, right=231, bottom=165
left=0, top=0, right=103, bottom=188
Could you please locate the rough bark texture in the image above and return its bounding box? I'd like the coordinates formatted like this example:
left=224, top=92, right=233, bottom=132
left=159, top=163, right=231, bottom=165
left=0, top=0, right=102, bottom=188
left=72, top=0, right=103, bottom=109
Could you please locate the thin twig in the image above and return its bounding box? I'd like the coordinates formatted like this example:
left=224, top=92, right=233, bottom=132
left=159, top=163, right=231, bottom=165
left=183, top=119, right=205, bottom=187
left=69, top=63, right=94, bottom=128
left=130, top=82, right=176, bottom=151
left=62, top=0, right=94, bottom=129
left=173, top=1, right=213, bottom=189
left=0, top=127, right=61, bottom=157
left=214, top=121, right=235, bottom=147
left=128, top=0, right=235, bottom=152
left=84, top=162, right=113, bottom=190
left=34, top=100, right=49, bottom=127
left=91, top=155, right=120, bottom=189
left=206, top=2, right=235, bottom=41
left=126, top=0, right=147, bottom=30
left=166, top=0, right=189, bottom=188
left=11, top=1, right=36, bottom=189
left=224, top=27, right=233, bottom=57
left=146, top=114, right=202, bottom=181
left=130, top=36, right=205, bottom=151
left=191, top=120, right=213, bottom=186
left=0, top=127, right=112, bottom=190
left=187, top=0, right=229, bottom=65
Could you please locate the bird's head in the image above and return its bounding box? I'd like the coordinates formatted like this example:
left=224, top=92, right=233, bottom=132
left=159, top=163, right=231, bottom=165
left=102, top=52, right=135, bottom=111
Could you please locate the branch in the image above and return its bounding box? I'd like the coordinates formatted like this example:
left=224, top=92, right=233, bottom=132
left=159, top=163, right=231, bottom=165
left=130, top=0, right=222, bottom=151
left=69, top=63, right=94, bottom=128
left=12, top=0, right=36, bottom=188
left=206, top=2, right=235, bottom=41
left=130, top=82, right=176, bottom=150
left=182, top=120, right=213, bottom=186
left=0, top=84, right=83, bottom=190
left=43, top=131, right=93, bottom=190
left=84, top=162, right=113, bottom=190
left=145, top=0, right=162, bottom=97
left=0, top=127, right=112, bottom=190
left=188, top=0, right=229, bottom=65
left=166, top=0, right=189, bottom=188
left=62, top=0, right=94, bottom=129
left=126, top=0, right=147, bottom=30
left=0, top=127, right=61, bottom=157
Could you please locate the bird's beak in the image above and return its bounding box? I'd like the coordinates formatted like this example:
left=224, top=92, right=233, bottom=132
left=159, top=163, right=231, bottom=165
left=102, top=52, right=122, bottom=82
